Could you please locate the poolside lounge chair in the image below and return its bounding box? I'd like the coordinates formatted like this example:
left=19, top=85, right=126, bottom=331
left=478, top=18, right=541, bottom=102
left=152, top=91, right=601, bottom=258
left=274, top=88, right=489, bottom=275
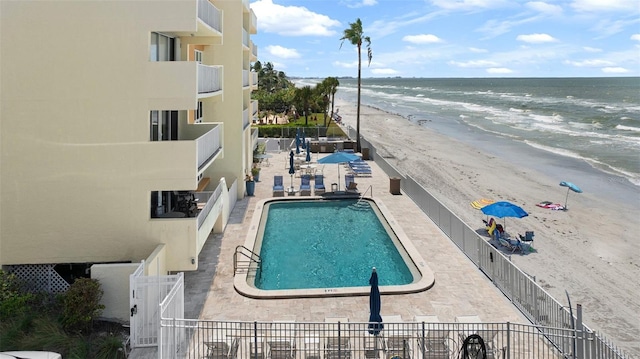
left=204, top=332, right=240, bottom=359
left=345, top=174, right=358, bottom=193
left=273, top=175, right=285, bottom=197
left=381, top=315, right=413, bottom=359
left=476, top=326, right=501, bottom=359
left=324, top=317, right=351, bottom=359
left=314, top=174, right=326, bottom=195
left=414, top=315, right=451, bottom=359
left=300, top=175, right=312, bottom=196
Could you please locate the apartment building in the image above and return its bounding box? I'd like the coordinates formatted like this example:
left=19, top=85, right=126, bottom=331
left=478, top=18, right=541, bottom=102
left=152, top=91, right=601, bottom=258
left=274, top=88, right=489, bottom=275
left=0, top=0, right=258, bottom=321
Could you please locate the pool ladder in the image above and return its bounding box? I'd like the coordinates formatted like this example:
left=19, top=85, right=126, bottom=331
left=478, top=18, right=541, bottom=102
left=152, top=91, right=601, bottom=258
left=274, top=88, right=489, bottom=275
left=350, top=185, right=373, bottom=210
left=233, top=245, right=261, bottom=275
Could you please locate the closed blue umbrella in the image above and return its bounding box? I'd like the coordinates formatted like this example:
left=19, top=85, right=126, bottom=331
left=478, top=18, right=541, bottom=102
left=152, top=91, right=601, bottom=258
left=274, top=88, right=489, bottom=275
left=368, top=267, right=383, bottom=335
left=305, top=141, right=311, bottom=163
left=481, top=201, right=528, bottom=229
left=318, top=152, right=361, bottom=191
left=295, top=129, right=301, bottom=154
left=560, top=181, right=582, bottom=209
left=289, top=151, right=296, bottom=191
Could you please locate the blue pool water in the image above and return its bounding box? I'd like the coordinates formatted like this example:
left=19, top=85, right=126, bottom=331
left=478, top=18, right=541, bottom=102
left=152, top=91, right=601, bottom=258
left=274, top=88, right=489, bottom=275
left=255, top=200, right=414, bottom=290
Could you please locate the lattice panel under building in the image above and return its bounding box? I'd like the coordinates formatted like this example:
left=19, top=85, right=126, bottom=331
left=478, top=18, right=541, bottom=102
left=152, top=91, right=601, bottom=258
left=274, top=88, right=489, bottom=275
left=7, top=264, right=70, bottom=294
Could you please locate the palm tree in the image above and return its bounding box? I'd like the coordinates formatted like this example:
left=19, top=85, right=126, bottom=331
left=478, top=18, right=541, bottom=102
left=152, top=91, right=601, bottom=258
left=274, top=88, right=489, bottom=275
left=340, top=18, right=372, bottom=152
left=295, top=86, right=313, bottom=126
left=325, top=77, right=340, bottom=126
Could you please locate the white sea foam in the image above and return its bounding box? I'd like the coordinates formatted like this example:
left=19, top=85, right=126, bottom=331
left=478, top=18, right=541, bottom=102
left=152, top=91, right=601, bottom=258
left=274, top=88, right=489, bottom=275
left=616, top=125, right=640, bottom=132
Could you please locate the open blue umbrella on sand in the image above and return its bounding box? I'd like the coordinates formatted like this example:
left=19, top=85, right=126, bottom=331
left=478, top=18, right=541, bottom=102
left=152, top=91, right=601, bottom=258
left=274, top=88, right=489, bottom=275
left=560, top=181, right=582, bottom=209
left=368, top=267, right=383, bottom=335
left=318, top=151, right=360, bottom=191
left=481, top=201, right=528, bottom=229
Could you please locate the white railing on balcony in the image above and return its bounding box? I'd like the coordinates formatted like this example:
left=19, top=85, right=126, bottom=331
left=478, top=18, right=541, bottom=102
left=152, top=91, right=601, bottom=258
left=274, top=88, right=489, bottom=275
left=251, top=71, right=258, bottom=88
left=242, top=0, right=250, bottom=11
left=250, top=9, right=257, bottom=32
left=251, top=42, right=258, bottom=58
left=242, top=70, right=249, bottom=88
left=197, top=0, right=222, bottom=33
left=242, top=108, right=250, bottom=129
left=196, top=125, right=221, bottom=170
left=242, top=28, right=249, bottom=48
left=194, top=186, right=221, bottom=229
left=197, top=64, right=222, bottom=94
left=251, top=100, right=258, bottom=116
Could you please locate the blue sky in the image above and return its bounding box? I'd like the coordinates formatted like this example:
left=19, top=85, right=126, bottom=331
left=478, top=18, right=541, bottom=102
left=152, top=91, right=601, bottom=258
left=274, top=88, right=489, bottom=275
left=249, top=0, right=640, bottom=78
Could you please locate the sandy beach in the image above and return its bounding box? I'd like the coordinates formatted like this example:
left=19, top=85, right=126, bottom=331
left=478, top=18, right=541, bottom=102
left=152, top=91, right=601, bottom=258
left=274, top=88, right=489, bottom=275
left=334, top=98, right=640, bottom=355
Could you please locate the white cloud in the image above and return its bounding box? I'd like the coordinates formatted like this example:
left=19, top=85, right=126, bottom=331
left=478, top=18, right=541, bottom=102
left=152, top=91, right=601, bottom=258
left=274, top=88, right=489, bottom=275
left=583, top=46, right=602, bottom=52
left=431, top=0, right=510, bottom=11
left=449, top=60, right=500, bottom=68
left=402, top=34, right=443, bottom=44
left=469, top=47, right=489, bottom=53
left=565, top=59, right=615, bottom=67
left=251, top=0, right=341, bottom=36
left=487, top=67, right=514, bottom=74
left=631, top=34, right=640, bottom=41
left=516, top=33, right=558, bottom=43
left=333, top=60, right=358, bottom=69
left=602, top=67, right=630, bottom=73
left=571, top=0, right=639, bottom=12
left=526, top=1, right=563, bottom=15
left=265, top=45, right=301, bottom=59
left=371, top=68, right=399, bottom=75
left=343, top=0, right=378, bottom=8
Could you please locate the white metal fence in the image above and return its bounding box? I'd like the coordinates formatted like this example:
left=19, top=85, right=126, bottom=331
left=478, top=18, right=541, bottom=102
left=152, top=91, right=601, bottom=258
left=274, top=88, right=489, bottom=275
left=158, top=319, right=620, bottom=359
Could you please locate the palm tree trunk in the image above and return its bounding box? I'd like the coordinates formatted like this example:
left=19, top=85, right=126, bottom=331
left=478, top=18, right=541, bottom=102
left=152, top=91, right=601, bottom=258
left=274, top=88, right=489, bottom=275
left=356, top=44, right=362, bottom=152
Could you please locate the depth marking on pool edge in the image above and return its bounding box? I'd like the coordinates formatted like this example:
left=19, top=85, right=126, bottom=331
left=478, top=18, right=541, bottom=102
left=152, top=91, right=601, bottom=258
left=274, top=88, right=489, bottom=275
left=325, top=288, right=337, bottom=293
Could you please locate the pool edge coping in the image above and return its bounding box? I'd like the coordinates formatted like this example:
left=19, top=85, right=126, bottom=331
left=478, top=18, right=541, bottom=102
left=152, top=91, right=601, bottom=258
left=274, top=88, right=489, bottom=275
left=234, top=196, right=435, bottom=299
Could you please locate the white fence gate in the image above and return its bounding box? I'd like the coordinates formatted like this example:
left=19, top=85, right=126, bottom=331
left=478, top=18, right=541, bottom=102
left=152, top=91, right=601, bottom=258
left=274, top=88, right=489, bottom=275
left=129, top=261, right=184, bottom=348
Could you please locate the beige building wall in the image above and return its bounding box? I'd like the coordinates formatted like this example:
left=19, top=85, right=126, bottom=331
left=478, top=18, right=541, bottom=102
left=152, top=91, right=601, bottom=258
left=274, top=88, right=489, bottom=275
left=0, top=0, right=256, bottom=276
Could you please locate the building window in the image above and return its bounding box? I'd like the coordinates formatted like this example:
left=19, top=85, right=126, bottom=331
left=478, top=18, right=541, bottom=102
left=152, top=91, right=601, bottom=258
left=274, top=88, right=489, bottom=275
left=194, top=50, right=203, bottom=63
left=150, top=32, right=175, bottom=62
left=194, top=101, right=203, bottom=123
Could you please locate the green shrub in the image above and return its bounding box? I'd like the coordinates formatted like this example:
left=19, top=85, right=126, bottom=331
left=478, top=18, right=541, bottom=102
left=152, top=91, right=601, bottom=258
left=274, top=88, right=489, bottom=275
left=60, top=278, right=105, bottom=333
left=0, top=270, right=33, bottom=320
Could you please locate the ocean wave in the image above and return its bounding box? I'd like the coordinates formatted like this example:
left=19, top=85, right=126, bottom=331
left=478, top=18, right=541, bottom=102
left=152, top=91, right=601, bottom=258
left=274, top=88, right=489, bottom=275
left=616, top=125, right=640, bottom=132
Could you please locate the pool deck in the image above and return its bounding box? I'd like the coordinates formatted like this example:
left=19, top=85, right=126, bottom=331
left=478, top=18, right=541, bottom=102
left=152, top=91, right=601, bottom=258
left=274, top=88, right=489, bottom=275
left=183, top=150, right=529, bottom=325
left=130, top=149, right=529, bottom=358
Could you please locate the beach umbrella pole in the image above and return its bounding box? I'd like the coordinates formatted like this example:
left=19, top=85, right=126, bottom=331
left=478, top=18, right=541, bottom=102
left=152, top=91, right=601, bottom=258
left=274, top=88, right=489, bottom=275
left=565, top=188, right=570, bottom=209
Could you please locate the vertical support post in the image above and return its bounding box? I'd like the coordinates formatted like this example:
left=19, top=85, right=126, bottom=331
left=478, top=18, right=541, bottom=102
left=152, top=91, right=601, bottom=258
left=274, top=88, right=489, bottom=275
left=254, top=321, right=259, bottom=359
left=506, top=322, right=510, bottom=359
left=576, top=304, right=584, bottom=359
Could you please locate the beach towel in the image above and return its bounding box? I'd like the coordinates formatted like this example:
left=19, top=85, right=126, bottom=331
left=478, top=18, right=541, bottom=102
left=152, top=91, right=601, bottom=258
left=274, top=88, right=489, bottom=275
left=536, top=201, right=565, bottom=210
left=471, top=198, right=495, bottom=210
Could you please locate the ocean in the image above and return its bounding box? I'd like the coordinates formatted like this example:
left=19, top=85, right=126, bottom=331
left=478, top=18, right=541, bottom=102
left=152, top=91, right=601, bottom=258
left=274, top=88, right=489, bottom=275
left=296, top=77, right=640, bottom=203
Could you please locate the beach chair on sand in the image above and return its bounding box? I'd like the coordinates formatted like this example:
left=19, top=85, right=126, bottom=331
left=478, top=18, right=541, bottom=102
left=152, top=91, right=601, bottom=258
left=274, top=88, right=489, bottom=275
left=519, top=231, right=534, bottom=249
left=273, top=176, right=285, bottom=197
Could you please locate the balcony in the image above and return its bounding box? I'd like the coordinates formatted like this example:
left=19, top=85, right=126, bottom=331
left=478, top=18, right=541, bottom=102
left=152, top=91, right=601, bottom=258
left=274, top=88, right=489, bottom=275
left=251, top=100, right=259, bottom=117
left=249, top=9, right=257, bottom=34
left=242, top=70, right=249, bottom=88
left=242, top=29, right=249, bottom=49
left=251, top=41, right=258, bottom=60
left=150, top=182, right=225, bottom=265
left=168, top=0, right=222, bottom=42
left=242, top=108, right=250, bottom=130
left=251, top=71, right=258, bottom=90
left=197, top=0, right=222, bottom=35
left=198, top=64, right=222, bottom=96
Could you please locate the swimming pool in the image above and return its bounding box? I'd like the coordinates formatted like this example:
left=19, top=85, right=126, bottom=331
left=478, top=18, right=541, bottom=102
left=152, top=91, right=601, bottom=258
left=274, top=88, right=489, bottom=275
left=235, top=197, right=434, bottom=298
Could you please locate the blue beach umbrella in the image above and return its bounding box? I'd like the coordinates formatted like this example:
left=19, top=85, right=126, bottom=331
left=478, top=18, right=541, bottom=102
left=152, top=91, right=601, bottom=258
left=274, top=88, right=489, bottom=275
left=318, top=151, right=361, bottom=191
left=289, top=151, right=296, bottom=190
left=481, top=201, right=528, bottom=229
left=368, top=267, right=383, bottom=335
left=306, top=141, right=311, bottom=163
left=560, top=181, right=582, bottom=209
